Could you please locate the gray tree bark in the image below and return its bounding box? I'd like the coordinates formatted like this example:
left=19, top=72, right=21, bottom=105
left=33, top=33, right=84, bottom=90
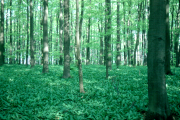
left=42, top=0, right=49, bottom=73
left=145, top=0, right=172, bottom=119
left=63, top=0, right=71, bottom=78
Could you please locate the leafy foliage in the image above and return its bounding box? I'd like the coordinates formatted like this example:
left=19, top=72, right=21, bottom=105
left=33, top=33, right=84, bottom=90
left=0, top=65, right=179, bottom=119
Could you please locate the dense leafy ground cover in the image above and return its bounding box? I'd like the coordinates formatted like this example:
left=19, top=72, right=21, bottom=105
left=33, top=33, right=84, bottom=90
left=0, top=64, right=180, bottom=120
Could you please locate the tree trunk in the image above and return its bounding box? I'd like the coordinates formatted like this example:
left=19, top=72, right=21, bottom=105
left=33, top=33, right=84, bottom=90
left=63, top=0, right=71, bottom=78
left=30, top=0, right=35, bottom=68
left=145, top=0, right=172, bottom=119
left=42, top=0, right=49, bottom=73
left=105, top=0, right=111, bottom=79
left=134, top=3, right=142, bottom=66
left=0, top=0, right=4, bottom=66
left=26, top=0, right=29, bottom=65
left=9, top=0, right=12, bottom=64
left=76, top=0, right=85, bottom=93
left=59, top=0, right=63, bottom=65
left=116, top=1, right=121, bottom=68
left=165, top=0, right=172, bottom=75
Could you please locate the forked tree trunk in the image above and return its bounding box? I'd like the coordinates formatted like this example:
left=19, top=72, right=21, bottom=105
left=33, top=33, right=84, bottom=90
left=145, top=0, right=172, bottom=119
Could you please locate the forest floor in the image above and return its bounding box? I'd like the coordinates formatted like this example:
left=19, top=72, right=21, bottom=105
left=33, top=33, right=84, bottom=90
left=0, top=64, right=180, bottom=120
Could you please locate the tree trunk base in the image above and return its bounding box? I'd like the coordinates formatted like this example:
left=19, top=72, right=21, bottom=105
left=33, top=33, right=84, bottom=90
left=145, top=111, right=173, bottom=120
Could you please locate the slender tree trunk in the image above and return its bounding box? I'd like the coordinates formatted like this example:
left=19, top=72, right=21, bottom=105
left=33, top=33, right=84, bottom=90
left=123, top=2, right=127, bottom=66
left=43, top=0, right=49, bottom=73
left=165, top=0, right=172, bottom=75
left=105, top=0, right=111, bottom=79
left=30, top=0, right=35, bottom=68
left=59, top=0, right=63, bottom=65
left=63, top=0, right=71, bottom=78
left=5, top=4, right=8, bottom=64
left=76, top=0, right=85, bottom=93
left=116, top=1, right=121, bottom=68
left=145, top=0, right=172, bottom=119
left=86, top=0, right=91, bottom=65
left=98, top=18, right=103, bottom=65
left=9, top=0, right=12, bottom=64
left=26, top=0, right=29, bottom=65
left=0, top=0, right=4, bottom=66
left=170, top=6, right=174, bottom=65
left=134, top=3, right=142, bottom=66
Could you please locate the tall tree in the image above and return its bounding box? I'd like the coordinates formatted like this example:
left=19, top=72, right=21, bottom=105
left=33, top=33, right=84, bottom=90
left=76, top=0, right=85, bottom=93
left=0, top=0, right=4, bottom=66
left=9, top=0, right=12, bottom=64
left=105, top=0, right=111, bottom=79
left=26, top=0, right=29, bottom=65
left=42, top=0, right=49, bottom=73
left=133, top=3, right=142, bottom=66
left=145, top=0, right=172, bottom=119
left=116, top=1, right=121, bottom=68
left=59, top=0, right=63, bottom=65
left=63, top=0, right=70, bottom=78
left=30, top=0, right=35, bottom=68
left=86, top=0, right=91, bottom=65
left=165, top=0, right=172, bottom=75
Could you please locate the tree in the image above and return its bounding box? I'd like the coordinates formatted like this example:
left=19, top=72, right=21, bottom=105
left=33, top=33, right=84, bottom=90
left=145, top=0, right=172, bottom=119
left=42, top=0, right=49, bottom=73
left=59, top=0, right=63, bottom=65
left=9, top=0, right=12, bottom=64
left=63, top=0, right=70, bottom=78
left=76, top=0, right=85, bottom=93
left=116, top=1, right=121, bottom=68
left=26, top=0, right=29, bottom=66
left=86, top=0, right=91, bottom=65
left=30, top=0, right=35, bottom=68
left=165, top=0, right=172, bottom=75
left=105, top=0, right=111, bottom=79
left=0, top=0, right=4, bottom=66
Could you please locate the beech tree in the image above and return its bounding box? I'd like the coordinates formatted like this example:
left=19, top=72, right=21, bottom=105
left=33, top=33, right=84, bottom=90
left=30, top=0, right=35, bottom=68
left=145, top=0, right=172, bottom=119
left=42, top=0, right=49, bottom=73
left=0, top=0, right=4, bottom=66
left=63, top=0, right=71, bottom=78
left=76, top=0, right=85, bottom=93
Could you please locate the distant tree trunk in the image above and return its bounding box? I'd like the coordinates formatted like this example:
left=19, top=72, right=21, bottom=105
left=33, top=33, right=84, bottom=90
left=98, top=18, right=103, bottom=65
left=174, top=3, right=180, bottom=67
left=116, top=1, right=121, bottom=68
left=165, top=0, right=172, bottom=75
left=5, top=5, right=8, bottom=64
left=134, top=3, right=142, bottom=66
left=86, top=1, right=91, bottom=65
left=30, top=0, right=35, bottom=68
left=49, top=10, right=53, bottom=64
left=123, top=2, right=127, bottom=65
left=42, top=0, right=49, bottom=73
left=59, top=0, right=63, bottom=65
left=0, top=0, right=4, bottom=66
left=26, top=0, right=29, bottom=65
left=63, top=0, right=71, bottom=78
left=145, top=0, right=172, bottom=119
left=56, top=13, right=59, bottom=65
left=170, top=6, right=174, bottom=65
left=9, top=0, right=12, bottom=64
left=105, top=0, right=111, bottom=79
left=76, top=0, right=85, bottom=93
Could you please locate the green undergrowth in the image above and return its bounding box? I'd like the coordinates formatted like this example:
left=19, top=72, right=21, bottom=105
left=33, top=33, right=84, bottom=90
left=0, top=64, right=179, bottom=119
